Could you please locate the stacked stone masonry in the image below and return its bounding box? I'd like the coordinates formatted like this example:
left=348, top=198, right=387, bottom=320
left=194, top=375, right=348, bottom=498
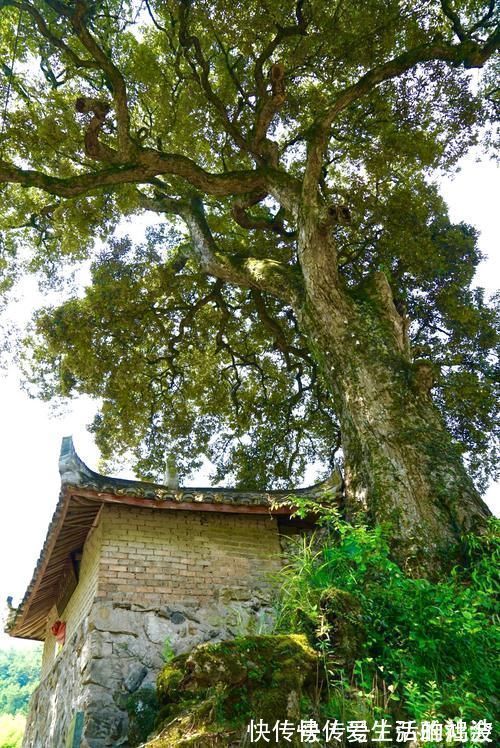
left=24, top=505, right=283, bottom=747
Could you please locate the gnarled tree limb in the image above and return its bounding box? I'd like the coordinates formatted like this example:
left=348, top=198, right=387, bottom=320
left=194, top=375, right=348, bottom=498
left=303, top=30, right=500, bottom=200
left=139, top=190, right=300, bottom=302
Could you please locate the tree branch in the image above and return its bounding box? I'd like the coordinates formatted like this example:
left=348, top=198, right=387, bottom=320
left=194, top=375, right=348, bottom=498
left=470, top=1, right=497, bottom=34
left=69, top=0, right=133, bottom=157
left=440, top=0, right=467, bottom=41
left=182, top=196, right=299, bottom=303
left=0, top=0, right=99, bottom=71
left=38, top=0, right=134, bottom=156
left=253, top=0, right=308, bottom=98
left=0, top=1, right=304, bottom=217
left=303, top=30, right=500, bottom=200
left=5, top=0, right=135, bottom=156
left=0, top=152, right=270, bottom=197
left=178, top=1, right=250, bottom=155
left=139, top=191, right=299, bottom=302
left=252, top=63, right=287, bottom=163
left=74, top=96, right=119, bottom=162
left=143, top=0, right=168, bottom=34
left=250, top=289, right=311, bottom=363
left=252, top=1, right=309, bottom=160
left=214, top=35, right=253, bottom=110
left=232, top=192, right=296, bottom=237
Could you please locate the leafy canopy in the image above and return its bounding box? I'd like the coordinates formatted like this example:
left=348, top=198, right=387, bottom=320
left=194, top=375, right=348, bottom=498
left=0, top=0, right=498, bottom=487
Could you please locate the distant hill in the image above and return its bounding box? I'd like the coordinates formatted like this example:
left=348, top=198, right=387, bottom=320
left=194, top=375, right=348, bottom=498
left=0, top=648, right=41, bottom=716
left=0, top=647, right=41, bottom=748
left=0, top=714, right=26, bottom=748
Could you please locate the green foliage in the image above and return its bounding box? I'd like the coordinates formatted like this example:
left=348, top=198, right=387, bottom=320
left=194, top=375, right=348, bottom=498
left=0, top=647, right=41, bottom=717
left=22, top=234, right=339, bottom=487
left=0, top=648, right=38, bottom=748
left=161, top=637, right=175, bottom=663
left=20, top=214, right=499, bottom=489
left=123, top=688, right=159, bottom=747
left=275, top=498, right=499, bottom=728
left=0, top=714, right=26, bottom=748
left=0, top=0, right=497, bottom=490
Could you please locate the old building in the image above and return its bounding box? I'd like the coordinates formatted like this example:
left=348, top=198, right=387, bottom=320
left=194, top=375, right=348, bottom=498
left=7, top=437, right=339, bottom=747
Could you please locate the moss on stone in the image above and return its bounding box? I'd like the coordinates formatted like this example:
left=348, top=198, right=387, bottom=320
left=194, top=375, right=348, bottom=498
left=156, top=653, right=189, bottom=702
left=318, top=588, right=366, bottom=668
left=145, top=635, right=318, bottom=747
left=121, top=687, right=159, bottom=746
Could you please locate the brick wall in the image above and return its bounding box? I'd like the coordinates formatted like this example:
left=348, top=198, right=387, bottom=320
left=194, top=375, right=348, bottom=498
left=97, top=505, right=282, bottom=606
left=29, top=505, right=287, bottom=746
left=40, top=607, right=58, bottom=678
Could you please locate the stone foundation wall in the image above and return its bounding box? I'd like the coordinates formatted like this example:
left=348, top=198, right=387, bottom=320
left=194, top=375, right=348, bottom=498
left=24, top=505, right=283, bottom=747
left=24, top=613, right=90, bottom=748
left=24, top=592, right=275, bottom=748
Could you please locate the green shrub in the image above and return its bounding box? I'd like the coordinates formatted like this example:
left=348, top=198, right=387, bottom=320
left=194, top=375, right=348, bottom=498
left=0, top=647, right=41, bottom=717
left=161, top=637, right=175, bottom=663
left=275, top=496, right=499, bottom=733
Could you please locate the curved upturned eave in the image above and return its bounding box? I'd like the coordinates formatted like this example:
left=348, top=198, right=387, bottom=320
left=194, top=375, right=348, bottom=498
left=7, top=437, right=342, bottom=640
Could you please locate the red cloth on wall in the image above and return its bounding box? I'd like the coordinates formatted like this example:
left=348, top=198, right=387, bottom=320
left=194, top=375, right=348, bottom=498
left=51, top=620, right=66, bottom=645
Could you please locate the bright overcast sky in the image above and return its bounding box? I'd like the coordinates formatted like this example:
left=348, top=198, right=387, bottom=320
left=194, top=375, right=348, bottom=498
left=0, top=151, right=498, bottom=650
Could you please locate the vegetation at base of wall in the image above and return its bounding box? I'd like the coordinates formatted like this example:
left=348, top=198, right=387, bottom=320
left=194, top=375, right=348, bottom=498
left=121, top=687, right=159, bottom=746
left=0, top=714, right=26, bottom=748
left=146, top=635, right=318, bottom=747
left=137, top=497, right=498, bottom=747
left=0, top=647, right=41, bottom=717
left=162, top=638, right=176, bottom=664
left=274, top=496, right=499, bottom=742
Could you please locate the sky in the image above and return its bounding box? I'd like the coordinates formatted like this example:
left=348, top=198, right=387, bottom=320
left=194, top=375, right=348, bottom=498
left=0, top=151, right=498, bottom=651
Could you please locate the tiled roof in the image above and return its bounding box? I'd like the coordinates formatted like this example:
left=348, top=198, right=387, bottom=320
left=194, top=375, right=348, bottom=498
left=6, top=437, right=342, bottom=640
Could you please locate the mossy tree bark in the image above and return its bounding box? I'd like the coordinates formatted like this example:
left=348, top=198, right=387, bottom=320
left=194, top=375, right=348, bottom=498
left=295, top=213, right=491, bottom=574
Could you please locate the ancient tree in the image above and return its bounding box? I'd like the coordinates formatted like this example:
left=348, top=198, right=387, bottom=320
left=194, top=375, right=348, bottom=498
left=0, top=0, right=499, bottom=572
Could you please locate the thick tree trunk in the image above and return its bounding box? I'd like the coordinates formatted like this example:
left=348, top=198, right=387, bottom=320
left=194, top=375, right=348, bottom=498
left=295, top=218, right=490, bottom=576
